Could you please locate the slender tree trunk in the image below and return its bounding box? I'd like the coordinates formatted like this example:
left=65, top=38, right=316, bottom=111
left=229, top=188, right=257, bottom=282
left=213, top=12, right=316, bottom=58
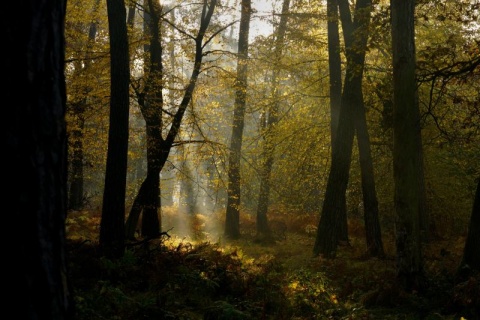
left=256, top=153, right=275, bottom=238
left=255, top=0, right=290, bottom=242
left=313, top=74, right=356, bottom=258
left=125, top=0, right=163, bottom=238
left=391, top=0, right=425, bottom=291
left=348, top=0, right=384, bottom=257
left=314, top=0, right=371, bottom=257
left=355, top=94, right=385, bottom=257
left=125, top=0, right=218, bottom=239
left=69, top=110, right=85, bottom=210
left=225, top=0, right=252, bottom=239
left=100, top=0, right=130, bottom=259
left=140, top=0, right=164, bottom=237
left=327, top=0, right=342, bottom=145
left=327, top=0, right=349, bottom=243
left=459, top=179, right=480, bottom=273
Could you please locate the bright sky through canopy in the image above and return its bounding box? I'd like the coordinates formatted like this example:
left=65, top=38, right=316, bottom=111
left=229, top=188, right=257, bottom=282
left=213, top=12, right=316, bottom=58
left=250, top=0, right=278, bottom=39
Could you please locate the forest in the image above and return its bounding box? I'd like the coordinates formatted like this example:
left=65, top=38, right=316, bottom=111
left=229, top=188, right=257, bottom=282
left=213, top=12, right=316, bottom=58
left=5, top=0, right=479, bottom=319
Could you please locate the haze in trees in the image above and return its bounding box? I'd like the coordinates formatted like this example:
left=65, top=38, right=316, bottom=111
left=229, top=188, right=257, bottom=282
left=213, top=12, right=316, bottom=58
left=63, top=0, right=479, bottom=318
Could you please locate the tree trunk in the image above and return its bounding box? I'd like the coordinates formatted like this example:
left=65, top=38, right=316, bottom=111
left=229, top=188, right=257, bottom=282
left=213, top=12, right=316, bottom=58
left=313, top=0, right=372, bottom=258
left=125, top=0, right=218, bottom=239
left=255, top=0, right=290, bottom=242
left=125, top=0, right=164, bottom=239
left=327, top=0, right=342, bottom=147
left=349, top=0, right=384, bottom=257
left=391, top=0, right=425, bottom=291
left=225, top=0, right=252, bottom=239
left=459, top=179, right=480, bottom=272
left=313, top=76, right=356, bottom=258
left=100, top=0, right=130, bottom=259
left=325, top=0, right=348, bottom=240
left=5, top=0, right=73, bottom=317
left=355, top=95, right=385, bottom=257
left=69, top=110, right=85, bottom=210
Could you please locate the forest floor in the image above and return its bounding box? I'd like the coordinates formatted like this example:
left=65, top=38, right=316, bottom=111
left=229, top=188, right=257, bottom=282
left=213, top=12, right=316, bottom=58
left=66, top=210, right=479, bottom=320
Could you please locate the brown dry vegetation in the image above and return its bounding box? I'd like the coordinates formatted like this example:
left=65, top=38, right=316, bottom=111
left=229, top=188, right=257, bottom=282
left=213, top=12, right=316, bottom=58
left=66, top=209, right=479, bottom=320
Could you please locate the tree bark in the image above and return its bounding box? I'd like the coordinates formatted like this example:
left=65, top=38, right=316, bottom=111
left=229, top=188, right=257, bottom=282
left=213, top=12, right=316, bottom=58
left=313, top=0, right=373, bottom=258
left=355, top=94, right=385, bottom=257
left=255, top=0, right=290, bottom=242
left=349, top=0, right=384, bottom=257
left=391, top=0, right=425, bottom=291
left=225, top=0, right=252, bottom=239
left=5, top=0, right=73, bottom=318
left=140, top=0, right=163, bottom=237
left=325, top=0, right=348, bottom=240
left=100, top=0, right=130, bottom=259
left=126, top=0, right=218, bottom=239
left=327, top=0, right=342, bottom=147
left=125, top=0, right=163, bottom=239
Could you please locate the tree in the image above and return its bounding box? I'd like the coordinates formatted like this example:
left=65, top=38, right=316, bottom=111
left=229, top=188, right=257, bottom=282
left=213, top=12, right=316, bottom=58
left=459, top=179, right=480, bottom=273
left=4, top=0, right=73, bottom=318
left=338, top=0, right=383, bottom=256
left=345, top=0, right=384, bottom=256
left=100, top=0, right=131, bottom=259
left=125, top=0, right=219, bottom=239
left=326, top=0, right=350, bottom=244
left=255, top=0, right=291, bottom=242
left=313, top=0, right=379, bottom=258
left=225, top=0, right=252, bottom=240
left=391, top=0, right=425, bottom=291
left=125, top=0, right=163, bottom=239
left=326, top=0, right=342, bottom=153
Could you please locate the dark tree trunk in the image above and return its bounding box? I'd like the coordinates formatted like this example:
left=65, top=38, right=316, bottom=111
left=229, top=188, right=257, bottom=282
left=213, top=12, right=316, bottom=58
left=125, top=0, right=163, bottom=239
left=140, top=0, right=163, bottom=237
left=68, top=111, right=85, bottom=210
left=327, top=0, right=342, bottom=152
left=5, top=0, right=73, bottom=318
left=349, top=0, right=384, bottom=257
left=391, top=0, right=425, bottom=291
left=126, top=0, right=218, bottom=239
left=325, top=0, right=346, bottom=234
left=313, top=0, right=372, bottom=258
left=256, top=154, right=275, bottom=238
left=327, top=0, right=349, bottom=243
left=313, top=74, right=356, bottom=258
left=355, top=95, right=385, bottom=257
left=255, top=0, right=290, bottom=242
left=225, top=0, right=252, bottom=239
left=100, top=0, right=130, bottom=259
left=460, top=180, right=480, bottom=272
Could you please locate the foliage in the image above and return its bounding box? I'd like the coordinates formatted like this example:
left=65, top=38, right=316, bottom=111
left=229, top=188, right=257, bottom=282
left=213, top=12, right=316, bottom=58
left=68, top=210, right=479, bottom=319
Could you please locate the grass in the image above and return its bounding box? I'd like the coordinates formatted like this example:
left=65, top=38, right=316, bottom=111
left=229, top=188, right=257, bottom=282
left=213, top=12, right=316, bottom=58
left=66, top=209, right=479, bottom=320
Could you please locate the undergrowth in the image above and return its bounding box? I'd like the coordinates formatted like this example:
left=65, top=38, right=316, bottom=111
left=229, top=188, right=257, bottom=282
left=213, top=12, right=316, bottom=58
left=66, top=210, right=479, bottom=320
